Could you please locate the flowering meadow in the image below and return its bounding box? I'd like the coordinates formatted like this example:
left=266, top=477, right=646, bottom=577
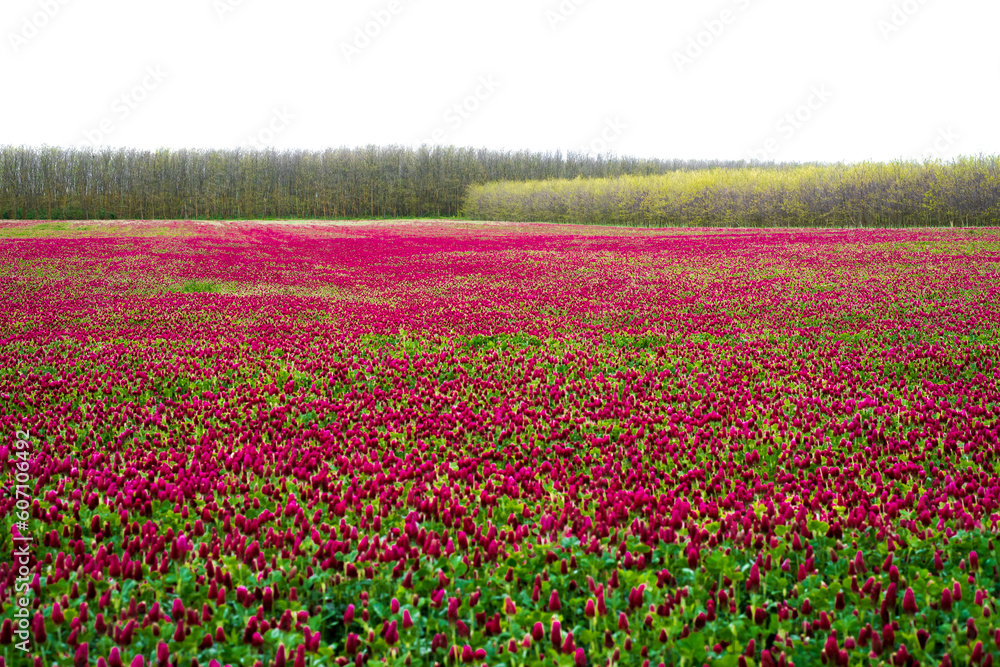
left=2, top=220, right=1000, bottom=667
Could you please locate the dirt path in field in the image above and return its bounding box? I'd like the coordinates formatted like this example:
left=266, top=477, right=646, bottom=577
left=6, top=219, right=993, bottom=240
left=0, top=218, right=685, bottom=238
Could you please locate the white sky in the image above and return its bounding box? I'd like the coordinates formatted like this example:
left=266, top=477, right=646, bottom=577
left=2, top=0, right=997, bottom=164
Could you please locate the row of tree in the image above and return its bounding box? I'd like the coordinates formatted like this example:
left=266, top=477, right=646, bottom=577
left=0, top=145, right=764, bottom=221
left=462, top=157, right=1000, bottom=227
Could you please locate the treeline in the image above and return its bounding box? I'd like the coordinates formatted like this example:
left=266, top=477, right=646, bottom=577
left=462, top=157, right=1000, bottom=227
left=0, top=145, right=760, bottom=221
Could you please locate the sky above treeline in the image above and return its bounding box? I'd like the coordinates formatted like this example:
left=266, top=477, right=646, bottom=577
left=3, top=0, right=997, bottom=164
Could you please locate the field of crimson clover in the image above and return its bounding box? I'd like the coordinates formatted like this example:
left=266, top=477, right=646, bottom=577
left=1, top=219, right=1000, bottom=667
